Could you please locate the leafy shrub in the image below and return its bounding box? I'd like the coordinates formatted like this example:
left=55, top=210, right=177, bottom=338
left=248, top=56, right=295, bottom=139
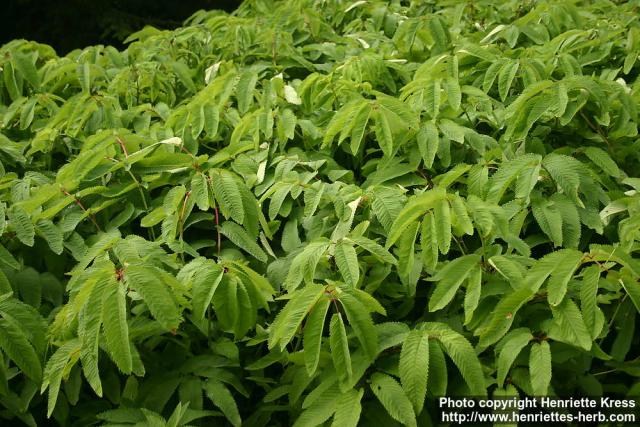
left=1, top=0, right=640, bottom=425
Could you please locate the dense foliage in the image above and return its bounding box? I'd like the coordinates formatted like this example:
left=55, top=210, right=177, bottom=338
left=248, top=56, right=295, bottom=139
left=1, top=0, right=640, bottom=425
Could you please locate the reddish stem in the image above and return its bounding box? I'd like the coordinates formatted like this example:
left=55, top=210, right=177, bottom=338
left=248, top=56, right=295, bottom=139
left=62, top=189, right=102, bottom=232
left=178, top=191, right=191, bottom=243
left=116, top=137, right=129, bottom=158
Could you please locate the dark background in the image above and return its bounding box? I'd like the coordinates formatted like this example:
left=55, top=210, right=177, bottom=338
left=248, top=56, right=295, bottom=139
left=0, top=0, right=242, bottom=54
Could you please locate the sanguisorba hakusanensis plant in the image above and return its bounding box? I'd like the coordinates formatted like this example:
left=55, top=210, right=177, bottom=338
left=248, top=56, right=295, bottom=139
left=1, top=0, right=640, bottom=425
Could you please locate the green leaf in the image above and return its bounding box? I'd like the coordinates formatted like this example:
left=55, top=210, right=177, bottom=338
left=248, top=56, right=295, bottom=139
left=349, top=102, right=371, bottom=154
left=529, top=341, right=551, bottom=395
left=416, top=122, right=439, bottom=169
left=323, top=100, right=364, bottom=147
left=423, top=323, right=486, bottom=395
left=428, top=254, right=481, bottom=312
left=236, top=70, right=259, bottom=115
left=334, top=241, right=359, bottom=287
left=331, top=388, right=363, bottom=427
left=371, top=187, right=405, bottom=233
left=348, top=236, right=397, bottom=264
left=330, top=313, right=352, bottom=387
left=79, top=267, right=113, bottom=396
left=552, top=193, right=581, bottom=249
left=434, top=198, right=451, bottom=254
left=0, top=244, right=20, bottom=270
left=203, top=380, right=241, bottom=427
left=479, top=286, right=536, bottom=348
left=421, top=213, right=439, bottom=273
left=375, top=108, right=394, bottom=156
left=399, top=330, right=429, bottom=414
left=546, top=249, right=583, bottom=306
left=42, top=339, right=81, bottom=417
left=532, top=197, right=564, bottom=247
left=219, top=221, right=268, bottom=263
left=482, top=59, right=504, bottom=92
left=496, top=328, right=532, bottom=387
left=498, top=60, right=519, bottom=101
left=268, top=183, right=293, bottom=220
left=583, top=147, right=621, bottom=178
left=427, top=340, right=447, bottom=397
left=191, top=172, right=210, bottom=211
left=445, top=77, right=461, bottom=111
left=295, top=383, right=340, bottom=427
left=449, top=193, right=474, bottom=236
left=370, top=373, right=417, bottom=427
left=191, top=260, right=224, bottom=320
left=13, top=51, right=40, bottom=88
left=542, top=153, right=584, bottom=207
left=619, top=274, right=640, bottom=315
left=580, top=265, right=602, bottom=339
left=303, top=298, right=330, bottom=376
left=210, top=170, right=245, bottom=224
left=102, top=278, right=132, bottom=373
left=387, top=188, right=447, bottom=248
left=339, top=290, right=378, bottom=360
left=397, top=221, right=419, bottom=280
left=35, top=219, right=63, bottom=255
left=548, top=298, right=592, bottom=351
left=269, top=283, right=325, bottom=350
left=464, top=264, right=482, bottom=324
left=8, top=205, right=34, bottom=247
left=284, top=240, right=330, bottom=291
left=124, top=265, right=182, bottom=331
left=0, top=316, right=42, bottom=383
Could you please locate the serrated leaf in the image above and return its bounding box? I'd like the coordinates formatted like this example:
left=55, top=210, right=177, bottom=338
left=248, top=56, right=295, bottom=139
left=375, top=108, right=394, bottom=156
left=102, top=278, right=132, bottom=373
left=79, top=267, right=113, bottom=396
left=334, top=241, right=359, bottom=287
left=269, top=283, right=325, bottom=350
left=210, top=170, right=245, bottom=224
left=8, top=205, right=34, bottom=246
left=339, top=290, right=377, bottom=360
left=416, top=122, right=439, bottom=169
left=387, top=188, right=447, bottom=248
left=0, top=316, right=42, bottom=383
left=546, top=249, right=583, bottom=306
left=331, top=388, right=363, bottom=427
left=423, top=323, right=486, bottom=395
left=219, top=221, right=267, bottom=262
left=203, top=381, right=241, bottom=427
left=191, top=260, right=224, bottom=320
left=349, top=236, right=397, bottom=264
left=191, top=172, right=210, bottom=211
left=42, top=339, right=81, bottom=417
left=428, top=254, right=481, bottom=312
left=444, top=77, right=461, bottom=111
left=583, top=147, right=621, bottom=178
left=330, top=313, right=352, bottom=387
left=464, top=264, right=482, bottom=324
left=580, top=265, right=601, bottom=339
left=370, top=373, right=417, bottom=427
left=124, top=265, right=181, bottom=331
left=236, top=70, right=258, bottom=115
left=399, top=330, right=429, bottom=414
left=496, top=328, right=532, bottom=387
left=303, top=298, right=330, bottom=376
left=529, top=341, right=551, bottom=395
left=548, top=298, right=592, bottom=351
left=498, top=60, right=519, bottom=101
left=479, top=286, right=536, bottom=348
